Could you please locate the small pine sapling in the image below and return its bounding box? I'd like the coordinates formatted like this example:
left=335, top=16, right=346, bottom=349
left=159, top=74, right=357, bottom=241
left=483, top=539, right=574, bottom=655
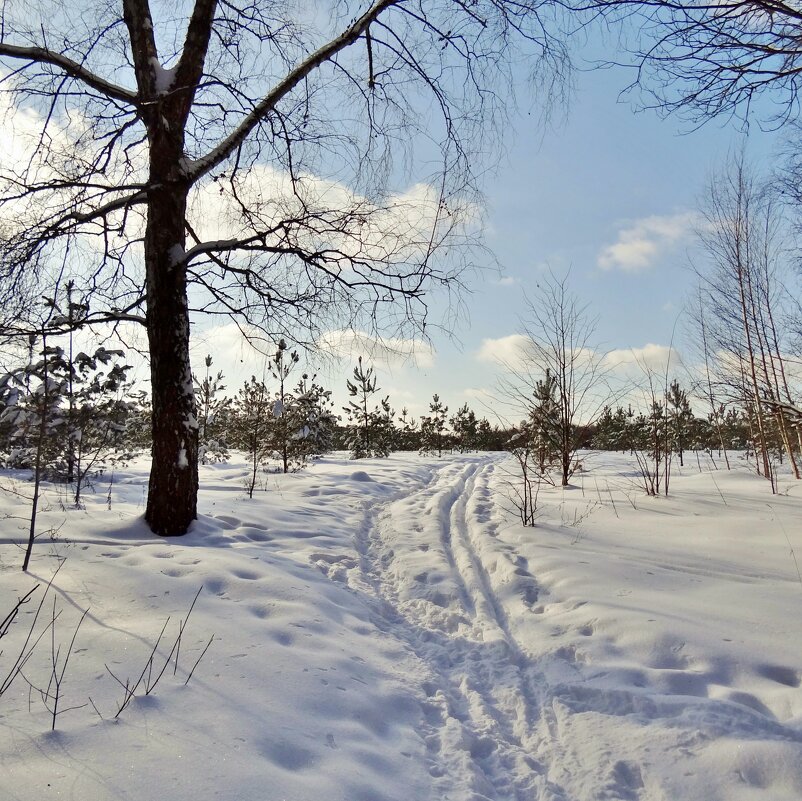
left=229, top=378, right=273, bottom=497
left=343, top=358, right=394, bottom=458
left=268, top=340, right=301, bottom=473
left=193, top=355, right=231, bottom=465
left=419, top=394, right=449, bottom=457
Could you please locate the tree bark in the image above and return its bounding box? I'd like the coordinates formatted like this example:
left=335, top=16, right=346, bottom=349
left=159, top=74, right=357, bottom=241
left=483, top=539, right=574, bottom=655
left=123, top=0, right=202, bottom=536
left=144, top=182, right=199, bottom=535
left=141, top=95, right=198, bottom=534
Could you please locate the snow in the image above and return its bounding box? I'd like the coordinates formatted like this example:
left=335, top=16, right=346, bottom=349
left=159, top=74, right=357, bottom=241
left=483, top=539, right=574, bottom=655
left=168, top=243, right=185, bottom=266
left=150, top=58, right=177, bottom=94
left=1, top=451, right=801, bottom=800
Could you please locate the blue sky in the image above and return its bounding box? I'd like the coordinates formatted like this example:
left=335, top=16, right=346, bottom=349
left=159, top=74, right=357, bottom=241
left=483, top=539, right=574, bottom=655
left=1, top=25, right=788, bottom=422
left=188, top=53, right=788, bottom=421
left=271, top=55, right=785, bottom=421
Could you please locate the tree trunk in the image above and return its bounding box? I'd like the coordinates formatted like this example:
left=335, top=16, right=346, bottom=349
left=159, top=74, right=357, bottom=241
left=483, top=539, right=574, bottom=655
left=144, top=180, right=199, bottom=536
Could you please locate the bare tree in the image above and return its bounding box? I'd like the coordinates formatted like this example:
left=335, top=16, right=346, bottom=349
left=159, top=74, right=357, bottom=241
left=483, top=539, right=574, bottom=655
left=501, top=272, right=610, bottom=487
left=690, top=288, right=731, bottom=469
left=0, top=0, right=571, bottom=535
left=604, top=0, right=802, bottom=126
left=693, top=154, right=800, bottom=487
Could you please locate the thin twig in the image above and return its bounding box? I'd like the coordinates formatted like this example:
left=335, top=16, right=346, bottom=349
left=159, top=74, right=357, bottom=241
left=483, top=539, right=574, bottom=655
left=184, top=635, right=214, bottom=686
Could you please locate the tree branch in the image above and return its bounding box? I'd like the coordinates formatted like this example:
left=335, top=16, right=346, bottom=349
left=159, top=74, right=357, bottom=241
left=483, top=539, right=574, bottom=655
left=182, top=0, right=402, bottom=183
left=0, top=43, right=137, bottom=105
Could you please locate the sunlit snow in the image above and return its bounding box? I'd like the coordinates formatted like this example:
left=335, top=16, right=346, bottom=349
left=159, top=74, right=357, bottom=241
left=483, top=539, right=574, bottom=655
left=1, top=451, right=800, bottom=800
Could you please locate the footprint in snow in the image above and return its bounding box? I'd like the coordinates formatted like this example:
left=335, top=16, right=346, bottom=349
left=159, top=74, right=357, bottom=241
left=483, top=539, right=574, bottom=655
left=755, top=663, right=801, bottom=687
left=602, top=760, right=644, bottom=800
left=258, top=739, right=317, bottom=771
left=160, top=566, right=190, bottom=578
left=231, top=568, right=261, bottom=580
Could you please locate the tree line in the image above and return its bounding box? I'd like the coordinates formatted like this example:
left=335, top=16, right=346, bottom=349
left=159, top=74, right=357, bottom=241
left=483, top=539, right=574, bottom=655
left=0, top=326, right=516, bottom=512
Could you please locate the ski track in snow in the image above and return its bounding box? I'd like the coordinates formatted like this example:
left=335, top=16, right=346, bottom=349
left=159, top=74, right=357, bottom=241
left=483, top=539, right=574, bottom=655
left=3, top=452, right=802, bottom=801
left=325, top=454, right=802, bottom=801
left=342, top=457, right=566, bottom=801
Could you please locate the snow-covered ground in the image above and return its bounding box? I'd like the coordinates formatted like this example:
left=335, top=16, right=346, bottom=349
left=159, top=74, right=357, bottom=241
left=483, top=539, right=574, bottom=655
left=1, top=451, right=801, bottom=801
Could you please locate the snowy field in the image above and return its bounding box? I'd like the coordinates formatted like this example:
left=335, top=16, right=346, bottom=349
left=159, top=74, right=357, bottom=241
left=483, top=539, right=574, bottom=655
left=1, top=451, right=801, bottom=801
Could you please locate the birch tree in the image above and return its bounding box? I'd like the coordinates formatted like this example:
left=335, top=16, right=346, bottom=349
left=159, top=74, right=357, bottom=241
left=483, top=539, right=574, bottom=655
left=694, top=156, right=800, bottom=488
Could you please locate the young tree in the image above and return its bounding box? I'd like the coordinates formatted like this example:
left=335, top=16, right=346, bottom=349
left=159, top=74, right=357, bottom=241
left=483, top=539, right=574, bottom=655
left=229, top=378, right=272, bottom=498
left=0, top=0, right=571, bottom=535
left=450, top=404, right=479, bottom=453
left=343, top=358, right=393, bottom=458
left=419, top=394, right=449, bottom=457
left=59, top=352, right=134, bottom=507
left=396, top=407, right=419, bottom=451
left=629, top=404, right=664, bottom=497
left=505, top=424, right=541, bottom=526
left=666, top=380, right=694, bottom=467
left=529, top=369, right=562, bottom=474
left=267, top=340, right=300, bottom=474
left=0, top=342, right=133, bottom=506
left=0, top=331, right=61, bottom=571
left=476, top=418, right=507, bottom=451
left=502, top=272, right=610, bottom=486
left=694, top=156, right=800, bottom=488
left=194, top=356, right=231, bottom=465
left=592, top=405, right=633, bottom=452
left=290, top=373, right=339, bottom=465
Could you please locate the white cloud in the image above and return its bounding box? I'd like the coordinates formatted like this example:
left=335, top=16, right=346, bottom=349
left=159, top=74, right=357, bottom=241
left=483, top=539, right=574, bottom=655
left=476, top=334, right=536, bottom=370
left=597, top=212, right=696, bottom=272
left=476, top=335, right=598, bottom=374
left=186, top=165, right=478, bottom=271
left=604, top=343, right=682, bottom=375
left=316, top=329, right=435, bottom=369
left=496, top=276, right=519, bottom=286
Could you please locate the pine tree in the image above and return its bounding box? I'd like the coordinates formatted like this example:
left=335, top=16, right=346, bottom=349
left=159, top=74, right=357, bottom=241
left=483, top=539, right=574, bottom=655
left=667, top=380, right=694, bottom=467
left=229, top=378, right=272, bottom=498
left=63, top=350, right=134, bottom=506
left=396, top=407, right=419, bottom=451
left=50, top=281, right=90, bottom=483
left=475, top=418, right=500, bottom=451
left=529, top=369, right=561, bottom=472
left=593, top=405, right=634, bottom=452
left=0, top=343, right=68, bottom=475
left=268, top=340, right=301, bottom=473
left=194, top=355, right=231, bottom=465
left=420, top=394, right=449, bottom=457
left=629, top=400, right=669, bottom=496
left=343, top=358, right=394, bottom=458
left=0, top=341, right=134, bottom=505
left=593, top=406, right=616, bottom=450
left=373, top=396, right=396, bottom=458
left=450, top=404, right=478, bottom=453
left=122, top=391, right=153, bottom=454
left=289, top=373, right=339, bottom=465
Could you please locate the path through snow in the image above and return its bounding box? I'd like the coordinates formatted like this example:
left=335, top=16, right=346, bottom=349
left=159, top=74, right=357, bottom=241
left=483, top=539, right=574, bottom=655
left=332, top=454, right=802, bottom=801
left=2, top=451, right=801, bottom=801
